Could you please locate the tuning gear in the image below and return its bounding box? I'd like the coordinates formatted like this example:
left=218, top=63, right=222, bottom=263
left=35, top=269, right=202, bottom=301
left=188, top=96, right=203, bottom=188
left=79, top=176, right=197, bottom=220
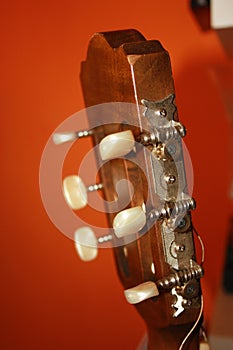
left=149, top=198, right=196, bottom=222
left=156, top=264, right=204, bottom=291
left=171, top=287, right=185, bottom=317
left=137, top=122, right=186, bottom=146
left=63, top=175, right=103, bottom=210
left=113, top=206, right=147, bottom=237
left=124, top=281, right=159, bottom=304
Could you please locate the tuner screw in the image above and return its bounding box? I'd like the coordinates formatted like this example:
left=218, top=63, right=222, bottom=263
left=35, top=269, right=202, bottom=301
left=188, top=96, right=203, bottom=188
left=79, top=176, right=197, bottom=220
left=99, top=130, right=135, bottom=161
left=175, top=244, right=185, bottom=252
left=177, top=218, right=186, bottom=229
left=159, top=109, right=167, bottom=117
left=182, top=299, right=192, bottom=307
left=164, top=174, right=176, bottom=184
left=63, top=175, right=102, bottom=210
left=178, top=280, right=200, bottom=300
left=113, top=206, right=146, bottom=238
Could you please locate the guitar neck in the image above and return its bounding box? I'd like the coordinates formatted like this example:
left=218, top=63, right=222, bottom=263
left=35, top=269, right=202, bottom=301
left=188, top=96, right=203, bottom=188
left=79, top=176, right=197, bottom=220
left=80, top=29, right=203, bottom=350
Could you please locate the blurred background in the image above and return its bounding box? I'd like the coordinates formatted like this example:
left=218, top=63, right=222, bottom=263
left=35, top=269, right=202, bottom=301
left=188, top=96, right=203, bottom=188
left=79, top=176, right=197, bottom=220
left=1, top=0, right=232, bottom=349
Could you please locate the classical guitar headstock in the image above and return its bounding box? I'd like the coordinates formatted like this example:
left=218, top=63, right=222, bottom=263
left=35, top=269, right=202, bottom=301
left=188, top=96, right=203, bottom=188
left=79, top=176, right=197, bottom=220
left=53, top=30, right=209, bottom=350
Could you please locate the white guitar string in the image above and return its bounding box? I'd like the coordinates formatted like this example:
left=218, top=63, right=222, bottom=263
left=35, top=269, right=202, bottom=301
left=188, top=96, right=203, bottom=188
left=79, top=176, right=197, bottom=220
left=193, top=226, right=205, bottom=265
left=179, top=226, right=205, bottom=349
left=179, top=295, right=203, bottom=350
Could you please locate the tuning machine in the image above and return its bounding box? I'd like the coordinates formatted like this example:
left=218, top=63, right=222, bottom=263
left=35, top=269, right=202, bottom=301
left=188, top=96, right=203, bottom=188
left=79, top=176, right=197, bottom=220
left=98, top=120, right=186, bottom=162
left=113, top=197, right=195, bottom=238
left=124, top=263, right=203, bottom=307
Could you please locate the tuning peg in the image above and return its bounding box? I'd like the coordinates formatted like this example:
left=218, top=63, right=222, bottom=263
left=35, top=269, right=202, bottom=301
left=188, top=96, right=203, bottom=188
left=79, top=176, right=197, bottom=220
left=124, top=281, right=159, bottom=304
left=99, top=130, right=135, bottom=161
left=200, top=342, right=210, bottom=350
left=53, top=129, right=92, bottom=145
left=74, top=227, right=113, bottom=261
left=74, top=227, right=98, bottom=261
left=199, top=328, right=210, bottom=350
left=63, top=175, right=103, bottom=210
left=63, top=175, right=87, bottom=209
left=113, top=206, right=146, bottom=238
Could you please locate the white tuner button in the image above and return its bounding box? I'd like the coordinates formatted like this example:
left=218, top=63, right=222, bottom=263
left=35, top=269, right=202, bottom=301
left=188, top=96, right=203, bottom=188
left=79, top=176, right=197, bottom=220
left=53, top=129, right=91, bottom=145
left=200, top=343, right=210, bottom=350
left=63, top=175, right=87, bottom=210
left=53, top=131, right=77, bottom=145
left=99, top=130, right=135, bottom=161
left=113, top=206, right=146, bottom=238
left=74, top=227, right=98, bottom=261
left=124, top=281, right=159, bottom=304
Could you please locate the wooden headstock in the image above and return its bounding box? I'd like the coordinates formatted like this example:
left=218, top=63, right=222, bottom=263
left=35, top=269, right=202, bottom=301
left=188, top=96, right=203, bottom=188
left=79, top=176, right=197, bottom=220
left=54, top=30, right=207, bottom=350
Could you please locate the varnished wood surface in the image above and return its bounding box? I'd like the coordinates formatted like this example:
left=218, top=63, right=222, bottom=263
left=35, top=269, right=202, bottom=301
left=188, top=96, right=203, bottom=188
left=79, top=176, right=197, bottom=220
left=80, top=29, right=201, bottom=350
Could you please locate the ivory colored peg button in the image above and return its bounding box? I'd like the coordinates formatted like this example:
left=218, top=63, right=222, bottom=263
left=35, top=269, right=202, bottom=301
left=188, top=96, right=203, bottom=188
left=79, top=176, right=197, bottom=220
left=74, top=227, right=98, bottom=261
left=99, top=130, right=135, bottom=161
left=124, top=281, right=159, bottom=304
left=53, top=131, right=77, bottom=145
left=113, top=206, right=146, bottom=238
left=63, top=175, right=87, bottom=210
left=200, top=342, right=210, bottom=350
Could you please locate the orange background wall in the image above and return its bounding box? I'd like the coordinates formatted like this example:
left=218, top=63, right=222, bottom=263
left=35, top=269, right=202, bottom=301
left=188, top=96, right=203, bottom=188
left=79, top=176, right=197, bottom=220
left=1, top=1, right=232, bottom=349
